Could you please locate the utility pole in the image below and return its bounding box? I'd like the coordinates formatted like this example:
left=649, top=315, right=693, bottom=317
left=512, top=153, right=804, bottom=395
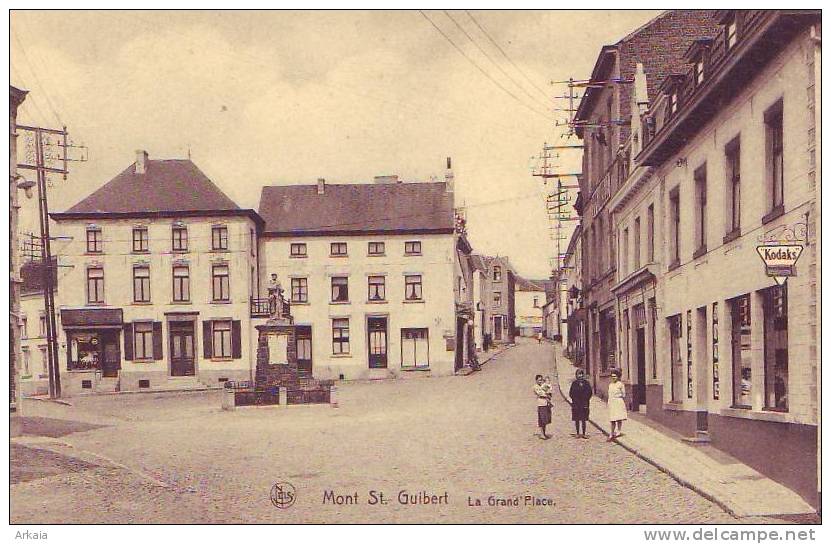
left=16, top=124, right=86, bottom=399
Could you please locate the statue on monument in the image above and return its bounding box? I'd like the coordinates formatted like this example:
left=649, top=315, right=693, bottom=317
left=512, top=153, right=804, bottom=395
left=267, top=273, right=285, bottom=320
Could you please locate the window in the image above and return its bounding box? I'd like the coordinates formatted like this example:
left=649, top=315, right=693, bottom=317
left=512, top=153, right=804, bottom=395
left=493, top=265, right=502, bottom=282
left=765, top=101, right=784, bottom=215
left=404, top=241, right=422, bottom=255
left=647, top=205, right=655, bottom=262
left=726, top=16, right=737, bottom=49
left=172, top=266, right=190, bottom=302
left=87, top=268, right=104, bottom=304
left=250, top=229, right=255, bottom=257
left=368, top=276, right=385, bottom=301
left=401, top=328, right=429, bottom=369
left=134, top=322, right=154, bottom=360
left=132, top=227, right=149, bottom=252
left=40, top=346, right=47, bottom=374
left=533, top=296, right=540, bottom=308
left=405, top=275, right=422, bottom=301
left=291, top=277, right=308, bottom=303
left=331, top=276, right=349, bottom=302
left=133, top=266, right=151, bottom=303
left=670, top=92, right=678, bottom=115
left=332, top=318, right=350, bottom=354
left=622, top=228, right=629, bottom=276
left=695, top=59, right=705, bottom=85
left=368, top=242, right=385, bottom=256
left=730, top=294, right=752, bottom=408
left=39, top=314, right=47, bottom=337
left=330, top=242, right=348, bottom=256
left=86, top=228, right=102, bottom=253
left=290, top=243, right=307, bottom=257
left=212, top=225, right=228, bottom=251
left=212, top=265, right=230, bottom=302
left=21, top=348, right=30, bottom=375
left=212, top=320, right=233, bottom=358
left=725, top=138, right=741, bottom=235
left=695, top=165, right=707, bottom=254
left=633, top=217, right=641, bottom=270
left=669, top=314, right=684, bottom=402
left=172, top=226, right=188, bottom=252
left=669, top=189, right=680, bottom=267
left=68, top=332, right=101, bottom=371
left=494, top=292, right=502, bottom=305
left=763, top=285, right=788, bottom=411
left=21, top=316, right=27, bottom=339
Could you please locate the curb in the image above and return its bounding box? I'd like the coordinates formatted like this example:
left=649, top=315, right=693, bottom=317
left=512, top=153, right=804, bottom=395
left=462, top=344, right=514, bottom=376
left=550, top=348, right=744, bottom=518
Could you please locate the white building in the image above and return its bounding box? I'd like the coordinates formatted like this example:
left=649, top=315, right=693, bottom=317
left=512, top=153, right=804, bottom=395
left=514, top=277, right=546, bottom=338
left=257, top=176, right=460, bottom=379
left=48, top=151, right=263, bottom=395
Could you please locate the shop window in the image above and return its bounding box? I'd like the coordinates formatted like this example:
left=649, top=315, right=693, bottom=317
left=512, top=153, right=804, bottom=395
left=69, top=333, right=101, bottom=371
left=763, top=285, right=788, bottom=411
left=730, top=294, right=752, bottom=408
left=401, top=328, right=429, bottom=369
left=669, top=314, right=684, bottom=402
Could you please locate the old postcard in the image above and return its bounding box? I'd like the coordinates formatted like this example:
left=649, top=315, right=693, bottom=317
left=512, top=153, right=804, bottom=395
left=8, top=8, right=822, bottom=533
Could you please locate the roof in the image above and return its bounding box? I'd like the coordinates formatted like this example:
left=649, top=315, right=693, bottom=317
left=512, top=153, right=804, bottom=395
left=20, top=258, right=57, bottom=296
left=53, top=158, right=262, bottom=227
left=515, top=276, right=548, bottom=292
left=258, top=182, right=454, bottom=236
left=469, top=254, right=489, bottom=272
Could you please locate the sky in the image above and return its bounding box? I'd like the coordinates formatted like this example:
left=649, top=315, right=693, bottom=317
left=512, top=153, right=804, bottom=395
left=11, top=9, right=661, bottom=279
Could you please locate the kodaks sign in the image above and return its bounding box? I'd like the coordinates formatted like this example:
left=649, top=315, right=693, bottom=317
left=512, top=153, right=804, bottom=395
left=755, top=244, right=804, bottom=286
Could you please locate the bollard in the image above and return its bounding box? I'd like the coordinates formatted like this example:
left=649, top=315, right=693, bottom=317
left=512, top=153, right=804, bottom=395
left=278, top=386, right=288, bottom=406
left=330, top=385, right=339, bottom=408
left=221, top=387, right=236, bottom=411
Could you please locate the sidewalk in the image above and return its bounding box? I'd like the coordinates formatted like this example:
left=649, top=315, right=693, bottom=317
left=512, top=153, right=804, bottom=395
left=550, top=341, right=815, bottom=519
left=459, top=343, right=513, bottom=375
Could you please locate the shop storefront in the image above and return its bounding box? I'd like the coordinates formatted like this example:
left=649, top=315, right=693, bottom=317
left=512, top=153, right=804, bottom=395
left=61, top=308, right=123, bottom=395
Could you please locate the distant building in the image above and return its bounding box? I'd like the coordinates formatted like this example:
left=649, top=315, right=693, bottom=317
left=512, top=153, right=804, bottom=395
left=514, top=277, right=547, bottom=337
left=482, top=256, right=516, bottom=345
left=49, top=151, right=263, bottom=395
left=257, top=175, right=460, bottom=379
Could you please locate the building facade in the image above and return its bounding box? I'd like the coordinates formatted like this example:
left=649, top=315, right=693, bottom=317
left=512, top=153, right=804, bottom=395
left=634, top=10, right=820, bottom=506
left=50, top=151, right=263, bottom=395
left=10, top=85, right=28, bottom=412
left=258, top=177, right=459, bottom=379
left=574, top=9, right=721, bottom=395
left=481, top=256, right=516, bottom=345
left=514, top=277, right=546, bottom=337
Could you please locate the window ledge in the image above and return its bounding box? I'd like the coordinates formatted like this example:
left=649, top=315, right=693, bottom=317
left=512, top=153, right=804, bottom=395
left=367, top=254, right=386, bottom=257
left=720, top=407, right=797, bottom=424
left=132, top=302, right=153, bottom=306
left=667, top=260, right=681, bottom=272
left=330, top=301, right=351, bottom=305
left=401, top=367, right=430, bottom=372
left=291, top=301, right=310, bottom=306
left=331, top=353, right=352, bottom=359
left=86, top=302, right=107, bottom=307
left=761, top=205, right=785, bottom=225
left=403, top=299, right=425, bottom=304
left=367, top=300, right=388, bottom=304
left=84, top=252, right=104, bottom=256
left=722, top=229, right=741, bottom=244
left=210, top=357, right=234, bottom=362
left=404, top=253, right=422, bottom=257
left=171, top=250, right=189, bottom=254
left=210, top=300, right=232, bottom=305
left=210, top=249, right=230, bottom=254
left=329, top=254, right=348, bottom=258
left=170, top=301, right=192, bottom=305
left=131, top=251, right=150, bottom=255
left=692, top=245, right=708, bottom=260
left=290, top=255, right=308, bottom=259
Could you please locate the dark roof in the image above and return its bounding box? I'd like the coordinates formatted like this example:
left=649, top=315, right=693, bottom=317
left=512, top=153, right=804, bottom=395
left=469, top=254, right=488, bottom=272
left=258, top=182, right=454, bottom=236
left=20, top=258, right=57, bottom=296
left=515, top=276, right=548, bottom=292
left=57, top=159, right=243, bottom=215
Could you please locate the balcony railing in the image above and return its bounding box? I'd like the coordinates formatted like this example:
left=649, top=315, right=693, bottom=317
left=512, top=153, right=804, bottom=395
left=250, top=297, right=292, bottom=319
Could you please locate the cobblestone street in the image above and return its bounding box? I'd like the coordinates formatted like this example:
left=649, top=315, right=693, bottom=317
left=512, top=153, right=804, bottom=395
left=12, top=340, right=755, bottom=523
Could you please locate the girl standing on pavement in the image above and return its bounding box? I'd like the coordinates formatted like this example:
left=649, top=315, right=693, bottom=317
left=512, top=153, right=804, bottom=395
left=568, top=369, right=592, bottom=439
left=607, top=368, right=627, bottom=441
left=534, top=374, right=552, bottom=440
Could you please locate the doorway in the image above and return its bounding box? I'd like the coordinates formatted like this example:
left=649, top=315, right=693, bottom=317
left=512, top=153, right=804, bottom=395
left=296, top=326, right=312, bottom=375
left=101, top=331, right=121, bottom=378
left=367, top=317, right=388, bottom=369
left=634, top=327, right=646, bottom=410
left=169, top=322, right=196, bottom=376
left=493, top=315, right=503, bottom=341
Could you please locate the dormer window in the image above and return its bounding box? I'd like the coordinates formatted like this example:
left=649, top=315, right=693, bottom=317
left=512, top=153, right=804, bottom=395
left=670, top=92, right=679, bottom=114
left=726, top=17, right=738, bottom=49
left=695, top=59, right=705, bottom=84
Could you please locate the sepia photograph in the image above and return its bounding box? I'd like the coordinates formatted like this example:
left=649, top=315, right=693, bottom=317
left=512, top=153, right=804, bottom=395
left=7, top=6, right=823, bottom=533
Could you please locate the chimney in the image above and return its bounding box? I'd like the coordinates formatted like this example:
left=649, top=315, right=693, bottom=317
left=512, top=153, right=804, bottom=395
left=373, top=175, right=399, bottom=184
left=135, top=150, right=148, bottom=174
left=444, top=156, right=454, bottom=193
left=317, top=178, right=325, bottom=195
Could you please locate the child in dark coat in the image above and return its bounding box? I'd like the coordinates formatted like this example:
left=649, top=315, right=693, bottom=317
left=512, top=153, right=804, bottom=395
left=568, top=369, right=592, bottom=439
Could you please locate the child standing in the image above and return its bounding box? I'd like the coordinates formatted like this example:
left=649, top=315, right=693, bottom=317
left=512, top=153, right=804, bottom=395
left=607, top=368, right=627, bottom=440
left=533, top=374, right=552, bottom=439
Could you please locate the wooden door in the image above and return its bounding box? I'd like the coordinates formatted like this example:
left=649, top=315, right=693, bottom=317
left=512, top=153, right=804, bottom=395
left=169, top=322, right=196, bottom=376
left=296, top=326, right=312, bottom=375
left=367, top=317, right=388, bottom=369
left=493, top=316, right=503, bottom=341
left=101, top=332, right=121, bottom=378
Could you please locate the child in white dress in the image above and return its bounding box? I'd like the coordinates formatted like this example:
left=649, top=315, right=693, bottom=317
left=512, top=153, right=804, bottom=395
left=607, top=368, right=627, bottom=440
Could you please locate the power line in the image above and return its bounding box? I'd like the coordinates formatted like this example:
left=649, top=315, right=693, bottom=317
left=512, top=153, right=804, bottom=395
left=11, top=28, right=64, bottom=128
left=418, top=10, right=550, bottom=121
left=465, top=10, right=552, bottom=102
left=442, top=10, right=550, bottom=111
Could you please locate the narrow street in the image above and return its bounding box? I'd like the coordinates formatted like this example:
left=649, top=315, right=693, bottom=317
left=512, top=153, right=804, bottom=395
left=12, top=340, right=746, bottom=523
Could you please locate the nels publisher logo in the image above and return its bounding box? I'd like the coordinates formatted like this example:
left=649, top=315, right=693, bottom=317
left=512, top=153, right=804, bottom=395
left=270, top=482, right=297, bottom=509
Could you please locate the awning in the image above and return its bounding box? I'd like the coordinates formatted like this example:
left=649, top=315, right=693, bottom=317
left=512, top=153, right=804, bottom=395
left=61, top=308, right=123, bottom=329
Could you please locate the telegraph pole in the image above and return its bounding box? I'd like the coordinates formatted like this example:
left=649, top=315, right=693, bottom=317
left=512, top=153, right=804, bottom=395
left=17, top=124, right=86, bottom=398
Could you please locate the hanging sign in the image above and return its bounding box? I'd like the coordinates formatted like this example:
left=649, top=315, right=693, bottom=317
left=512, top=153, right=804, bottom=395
left=755, top=244, right=804, bottom=286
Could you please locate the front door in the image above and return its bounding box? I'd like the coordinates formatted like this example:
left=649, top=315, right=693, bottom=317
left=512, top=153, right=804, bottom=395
left=169, top=322, right=196, bottom=377
left=296, top=326, right=312, bottom=375
left=493, top=316, right=503, bottom=341
left=367, top=317, right=388, bottom=369
left=634, top=327, right=647, bottom=409
left=101, top=332, right=121, bottom=378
